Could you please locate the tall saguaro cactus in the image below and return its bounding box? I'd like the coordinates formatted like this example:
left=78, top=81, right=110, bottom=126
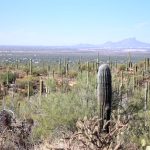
left=6, top=68, right=9, bottom=85
left=87, top=61, right=89, bottom=85
left=27, top=81, right=30, bottom=99
left=144, top=82, right=148, bottom=111
left=97, top=64, right=112, bottom=133
left=147, top=58, right=149, bottom=71
left=16, top=59, right=19, bottom=70
left=39, top=78, right=44, bottom=96
left=29, top=59, right=32, bottom=75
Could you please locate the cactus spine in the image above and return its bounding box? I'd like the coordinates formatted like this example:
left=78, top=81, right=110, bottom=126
left=97, top=64, right=112, bottom=133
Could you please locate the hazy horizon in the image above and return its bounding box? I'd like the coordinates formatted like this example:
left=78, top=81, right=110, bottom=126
left=0, top=0, right=150, bottom=46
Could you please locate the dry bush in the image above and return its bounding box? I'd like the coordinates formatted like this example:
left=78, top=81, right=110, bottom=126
left=0, top=109, right=34, bottom=150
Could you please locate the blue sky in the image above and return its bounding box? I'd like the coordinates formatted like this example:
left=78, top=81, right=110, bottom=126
left=0, top=0, right=150, bottom=45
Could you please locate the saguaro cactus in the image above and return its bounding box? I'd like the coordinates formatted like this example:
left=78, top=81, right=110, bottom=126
left=97, top=64, right=112, bottom=133
left=144, top=58, right=147, bottom=71
left=96, top=52, right=100, bottom=72
left=135, top=64, right=138, bottom=73
left=6, top=69, right=9, bottom=85
left=87, top=61, right=89, bottom=85
left=39, top=78, right=44, bottom=96
left=147, top=58, right=149, bottom=71
left=144, top=82, right=148, bottom=111
left=66, top=63, right=69, bottom=77
left=27, top=81, right=30, bottom=99
left=16, top=59, right=19, bottom=70
left=29, top=59, right=32, bottom=75
left=115, top=60, right=118, bottom=70
left=47, top=65, right=50, bottom=75
left=58, top=58, right=62, bottom=74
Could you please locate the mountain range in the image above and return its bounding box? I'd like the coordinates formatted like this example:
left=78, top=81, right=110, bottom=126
left=0, top=38, right=150, bottom=51
left=73, top=38, right=150, bottom=49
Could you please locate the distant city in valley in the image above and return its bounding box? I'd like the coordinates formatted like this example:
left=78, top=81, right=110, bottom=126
left=0, top=38, right=150, bottom=55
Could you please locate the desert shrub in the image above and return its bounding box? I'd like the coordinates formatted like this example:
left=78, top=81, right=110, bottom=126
left=0, top=72, right=16, bottom=85
left=118, top=64, right=126, bottom=71
left=23, top=66, right=30, bottom=75
left=45, top=78, right=56, bottom=92
left=15, top=76, right=97, bottom=141
left=138, top=61, right=145, bottom=69
left=68, top=71, right=78, bottom=78
left=16, top=77, right=34, bottom=96
left=80, top=63, right=92, bottom=72
left=32, top=68, right=48, bottom=76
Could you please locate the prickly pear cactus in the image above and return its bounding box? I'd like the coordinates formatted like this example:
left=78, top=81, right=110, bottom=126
left=97, top=64, right=112, bottom=133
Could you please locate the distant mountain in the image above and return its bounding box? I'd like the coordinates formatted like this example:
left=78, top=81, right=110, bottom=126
left=71, top=43, right=97, bottom=48
left=99, top=38, right=150, bottom=49
left=69, top=38, right=150, bottom=49
left=0, top=38, right=150, bottom=51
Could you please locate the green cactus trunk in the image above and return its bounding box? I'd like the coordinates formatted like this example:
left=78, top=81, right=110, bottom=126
left=87, top=61, right=89, bottom=85
left=6, top=69, right=9, bottom=85
left=16, top=59, right=19, bottom=70
left=39, top=78, right=44, bottom=96
left=135, top=64, right=138, bottom=73
left=97, top=64, right=112, bottom=133
left=144, top=58, right=147, bottom=71
left=27, top=81, right=30, bottom=99
left=144, top=82, right=148, bottom=111
left=59, top=59, right=62, bottom=74
left=47, top=65, right=50, bottom=75
left=52, top=70, right=55, bottom=79
left=147, top=58, right=149, bottom=71
left=96, top=52, right=100, bottom=72
left=29, top=59, right=32, bottom=75
left=133, top=72, right=135, bottom=92
left=66, top=63, right=69, bottom=77
left=115, top=60, right=118, bottom=70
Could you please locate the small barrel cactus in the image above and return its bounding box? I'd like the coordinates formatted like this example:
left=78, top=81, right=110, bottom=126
left=97, top=64, right=112, bottom=133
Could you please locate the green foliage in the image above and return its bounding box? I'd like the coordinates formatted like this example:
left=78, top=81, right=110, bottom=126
left=0, top=72, right=16, bottom=84
left=14, top=74, right=97, bottom=140
left=118, top=64, right=126, bottom=71
left=68, top=71, right=78, bottom=78
left=1, top=55, right=150, bottom=148
left=45, top=78, right=56, bottom=92
left=118, top=88, right=150, bottom=147
left=32, top=68, right=48, bottom=76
